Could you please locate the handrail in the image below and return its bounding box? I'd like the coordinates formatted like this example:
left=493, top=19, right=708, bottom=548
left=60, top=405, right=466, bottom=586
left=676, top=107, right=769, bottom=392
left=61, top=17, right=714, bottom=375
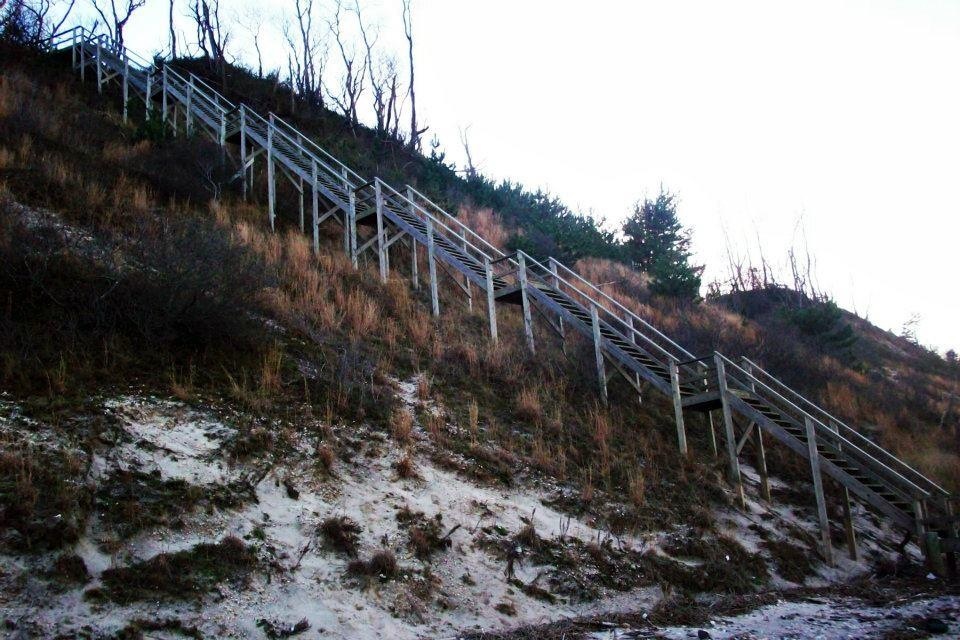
left=268, top=113, right=365, bottom=186
left=717, top=352, right=930, bottom=500
left=377, top=179, right=501, bottom=266
left=548, top=258, right=697, bottom=362
left=405, top=185, right=509, bottom=261
left=740, top=356, right=950, bottom=499
left=517, top=250, right=682, bottom=366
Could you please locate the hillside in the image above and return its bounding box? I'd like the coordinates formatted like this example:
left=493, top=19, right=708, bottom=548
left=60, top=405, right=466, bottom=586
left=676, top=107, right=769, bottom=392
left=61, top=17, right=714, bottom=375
left=0, top=37, right=958, bottom=640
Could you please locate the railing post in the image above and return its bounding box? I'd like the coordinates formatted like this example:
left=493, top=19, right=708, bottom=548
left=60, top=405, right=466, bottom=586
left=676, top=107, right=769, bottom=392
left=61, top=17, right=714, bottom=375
left=484, top=257, right=498, bottom=344
left=145, top=70, right=152, bottom=118
left=161, top=66, right=168, bottom=126
left=461, top=235, right=474, bottom=311
left=71, top=29, right=77, bottom=69
left=311, top=162, right=320, bottom=253
left=829, top=418, right=859, bottom=561
left=374, top=181, right=388, bottom=283
left=122, top=55, right=129, bottom=123
left=298, top=178, right=305, bottom=233
left=517, top=253, right=536, bottom=354
left=80, top=36, right=86, bottom=81
left=404, top=188, right=420, bottom=289
left=590, top=305, right=608, bottom=406
left=715, top=354, right=745, bottom=508
left=806, top=416, right=835, bottom=566
left=347, top=188, right=358, bottom=268
left=96, top=40, right=102, bottom=93
left=267, top=119, right=276, bottom=231
left=548, top=258, right=566, bottom=353
left=624, top=314, right=643, bottom=405
left=742, top=359, right=771, bottom=501
left=240, top=108, right=248, bottom=199
left=220, top=112, right=227, bottom=150
left=669, top=359, right=688, bottom=456
left=426, top=218, right=440, bottom=316
left=186, top=76, right=194, bottom=134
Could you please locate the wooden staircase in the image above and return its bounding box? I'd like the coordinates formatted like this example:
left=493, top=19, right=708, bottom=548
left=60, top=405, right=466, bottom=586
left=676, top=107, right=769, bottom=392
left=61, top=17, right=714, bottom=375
left=47, top=26, right=958, bottom=571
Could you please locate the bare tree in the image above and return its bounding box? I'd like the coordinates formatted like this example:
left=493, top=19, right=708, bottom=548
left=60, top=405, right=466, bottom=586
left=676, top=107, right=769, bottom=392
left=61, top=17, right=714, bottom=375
left=282, top=0, right=325, bottom=105
left=401, top=0, right=425, bottom=150
left=326, top=0, right=365, bottom=128
left=3, top=0, right=77, bottom=44
left=167, top=0, right=176, bottom=57
left=89, top=0, right=145, bottom=49
left=188, top=0, right=229, bottom=87
left=459, top=126, right=477, bottom=179
left=236, top=0, right=266, bottom=78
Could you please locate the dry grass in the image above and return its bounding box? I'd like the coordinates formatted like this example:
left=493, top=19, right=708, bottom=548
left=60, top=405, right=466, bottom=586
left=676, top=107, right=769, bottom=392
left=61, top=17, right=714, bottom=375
left=395, top=453, right=418, bottom=479
left=319, top=516, right=362, bottom=557
left=391, top=408, right=414, bottom=444
left=515, top=387, right=542, bottom=424
left=416, top=374, right=431, bottom=400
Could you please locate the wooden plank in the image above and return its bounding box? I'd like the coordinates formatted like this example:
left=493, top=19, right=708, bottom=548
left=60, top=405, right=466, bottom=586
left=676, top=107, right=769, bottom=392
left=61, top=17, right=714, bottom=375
left=267, top=125, right=276, bottom=231
left=715, top=355, right=745, bottom=508
left=669, top=359, right=688, bottom=456
left=806, top=416, right=834, bottom=566
left=426, top=218, right=439, bottom=317
left=590, top=305, right=608, bottom=406
left=484, top=257, right=498, bottom=343
left=517, top=253, right=536, bottom=353
left=311, top=162, right=320, bottom=253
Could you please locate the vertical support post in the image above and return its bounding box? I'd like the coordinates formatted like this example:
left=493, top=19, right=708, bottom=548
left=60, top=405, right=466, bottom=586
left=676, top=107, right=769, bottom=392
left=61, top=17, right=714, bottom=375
left=96, top=40, right=102, bottom=93
left=311, top=162, right=320, bottom=253
left=122, top=55, right=129, bottom=123
left=715, top=354, right=746, bottom=508
left=267, top=122, right=276, bottom=231
left=742, top=359, right=771, bottom=501
left=484, top=257, right=498, bottom=344
left=161, top=66, right=168, bottom=125
left=517, top=253, right=536, bottom=354
left=462, top=235, right=474, bottom=311
left=913, top=500, right=927, bottom=555
left=806, top=416, right=834, bottom=566
left=829, top=420, right=858, bottom=561
left=219, top=113, right=227, bottom=151
left=590, top=305, right=608, bottom=406
left=669, top=359, right=689, bottom=456
left=405, top=188, right=419, bottom=289
left=240, top=109, right=248, bottom=199
left=548, top=258, right=566, bottom=353
left=298, top=179, right=305, bottom=233
left=625, top=315, right=643, bottom=405
left=410, top=239, right=420, bottom=289
left=945, top=500, right=958, bottom=576
left=80, top=38, right=86, bottom=81
left=347, top=188, right=358, bottom=268
left=186, top=76, right=194, bottom=135
left=426, top=218, right=440, bottom=317
left=374, top=181, right=388, bottom=282
left=145, top=71, right=152, bottom=118
left=71, top=30, right=77, bottom=69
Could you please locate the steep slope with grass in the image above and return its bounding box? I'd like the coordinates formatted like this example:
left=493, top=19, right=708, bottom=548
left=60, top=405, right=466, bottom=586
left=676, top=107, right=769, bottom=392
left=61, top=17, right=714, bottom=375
left=0, top=44, right=957, bottom=639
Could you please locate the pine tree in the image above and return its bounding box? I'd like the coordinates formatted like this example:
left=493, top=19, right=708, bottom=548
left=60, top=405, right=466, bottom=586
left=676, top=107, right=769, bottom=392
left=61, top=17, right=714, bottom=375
left=622, top=190, right=703, bottom=299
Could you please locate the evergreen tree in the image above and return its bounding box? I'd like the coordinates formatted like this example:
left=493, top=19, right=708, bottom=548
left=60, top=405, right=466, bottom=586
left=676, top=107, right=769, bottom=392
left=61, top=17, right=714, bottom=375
left=622, top=190, right=703, bottom=298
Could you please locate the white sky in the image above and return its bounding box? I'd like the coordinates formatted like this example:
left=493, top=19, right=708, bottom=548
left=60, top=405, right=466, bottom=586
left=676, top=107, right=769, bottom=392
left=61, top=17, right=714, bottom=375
left=77, top=0, right=960, bottom=352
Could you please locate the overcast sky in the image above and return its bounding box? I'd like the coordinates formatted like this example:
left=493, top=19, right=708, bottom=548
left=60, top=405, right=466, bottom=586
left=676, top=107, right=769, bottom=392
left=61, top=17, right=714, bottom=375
left=81, top=0, right=959, bottom=352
